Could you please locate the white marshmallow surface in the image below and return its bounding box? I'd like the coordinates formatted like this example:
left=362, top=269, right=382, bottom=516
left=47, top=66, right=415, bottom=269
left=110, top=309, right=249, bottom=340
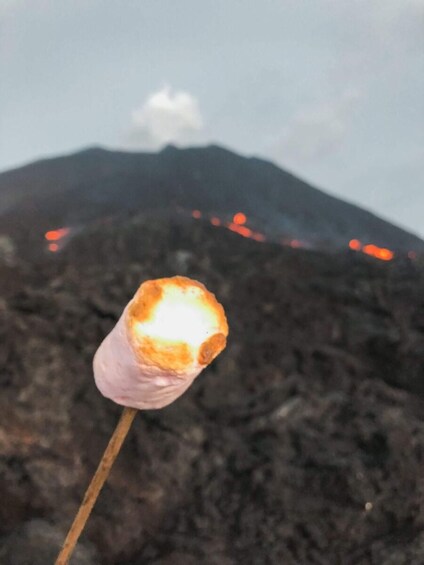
left=93, top=277, right=228, bottom=410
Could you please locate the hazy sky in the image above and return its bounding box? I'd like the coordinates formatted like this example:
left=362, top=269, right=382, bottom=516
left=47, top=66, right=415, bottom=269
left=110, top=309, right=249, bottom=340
left=1, top=0, right=423, bottom=236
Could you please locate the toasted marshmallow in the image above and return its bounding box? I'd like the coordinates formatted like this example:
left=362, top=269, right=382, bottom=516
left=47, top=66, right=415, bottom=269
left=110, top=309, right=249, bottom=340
left=93, top=276, right=228, bottom=409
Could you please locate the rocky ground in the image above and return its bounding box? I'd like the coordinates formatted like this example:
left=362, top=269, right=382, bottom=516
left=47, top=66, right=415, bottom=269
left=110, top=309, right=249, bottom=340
left=1, top=215, right=424, bottom=564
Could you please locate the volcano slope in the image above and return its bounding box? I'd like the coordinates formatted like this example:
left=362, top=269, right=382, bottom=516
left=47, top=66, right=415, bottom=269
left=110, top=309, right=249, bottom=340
left=1, top=216, right=424, bottom=565
left=1, top=144, right=424, bottom=255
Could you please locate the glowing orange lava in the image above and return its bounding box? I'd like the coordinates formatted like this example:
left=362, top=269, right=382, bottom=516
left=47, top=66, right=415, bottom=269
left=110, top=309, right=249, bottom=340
left=348, top=238, right=394, bottom=261
left=45, top=227, right=70, bottom=241
left=233, top=212, right=247, bottom=225
left=189, top=209, right=396, bottom=260
left=362, top=244, right=394, bottom=261
left=189, top=209, right=265, bottom=243
left=349, top=239, right=362, bottom=251
left=290, top=240, right=302, bottom=248
left=228, top=223, right=252, bottom=237
left=376, top=248, right=394, bottom=261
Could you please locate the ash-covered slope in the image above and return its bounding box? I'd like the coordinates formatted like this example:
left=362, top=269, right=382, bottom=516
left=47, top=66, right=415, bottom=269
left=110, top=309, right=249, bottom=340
left=0, top=144, right=422, bottom=252
left=1, top=217, right=424, bottom=564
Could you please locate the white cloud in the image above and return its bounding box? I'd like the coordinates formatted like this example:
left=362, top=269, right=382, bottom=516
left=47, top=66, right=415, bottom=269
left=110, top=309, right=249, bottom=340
left=127, top=86, right=204, bottom=149
left=272, top=88, right=362, bottom=166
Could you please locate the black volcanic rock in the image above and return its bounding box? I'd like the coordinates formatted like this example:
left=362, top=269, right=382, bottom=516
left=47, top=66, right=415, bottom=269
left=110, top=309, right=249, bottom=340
left=1, top=216, right=424, bottom=563
left=0, top=144, right=422, bottom=252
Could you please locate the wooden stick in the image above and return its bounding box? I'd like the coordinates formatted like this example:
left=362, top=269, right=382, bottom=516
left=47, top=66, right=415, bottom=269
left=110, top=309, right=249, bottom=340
left=55, top=406, right=138, bottom=565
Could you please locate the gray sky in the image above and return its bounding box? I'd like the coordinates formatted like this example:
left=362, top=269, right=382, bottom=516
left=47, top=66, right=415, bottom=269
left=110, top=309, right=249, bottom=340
left=1, top=0, right=423, bottom=236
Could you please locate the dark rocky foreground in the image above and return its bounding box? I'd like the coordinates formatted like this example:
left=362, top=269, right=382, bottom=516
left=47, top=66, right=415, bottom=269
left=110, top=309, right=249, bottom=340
left=1, top=216, right=424, bottom=564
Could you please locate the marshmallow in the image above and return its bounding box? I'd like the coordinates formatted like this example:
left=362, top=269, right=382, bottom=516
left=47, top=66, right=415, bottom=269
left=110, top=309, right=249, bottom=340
left=93, top=276, right=228, bottom=409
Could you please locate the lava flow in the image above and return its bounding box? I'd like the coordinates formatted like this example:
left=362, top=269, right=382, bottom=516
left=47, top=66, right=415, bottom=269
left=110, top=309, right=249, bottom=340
left=192, top=210, right=267, bottom=243
left=44, top=227, right=71, bottom=252
left=192, top=211, right=409, bottom=262
left=349, top=239, right=394, bottom=261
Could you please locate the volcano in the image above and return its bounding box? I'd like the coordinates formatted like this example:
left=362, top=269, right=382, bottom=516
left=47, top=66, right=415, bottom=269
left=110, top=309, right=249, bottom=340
left=1, top=214, right=424, bottom=564
left=0, top=144, right=422, bottom=254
